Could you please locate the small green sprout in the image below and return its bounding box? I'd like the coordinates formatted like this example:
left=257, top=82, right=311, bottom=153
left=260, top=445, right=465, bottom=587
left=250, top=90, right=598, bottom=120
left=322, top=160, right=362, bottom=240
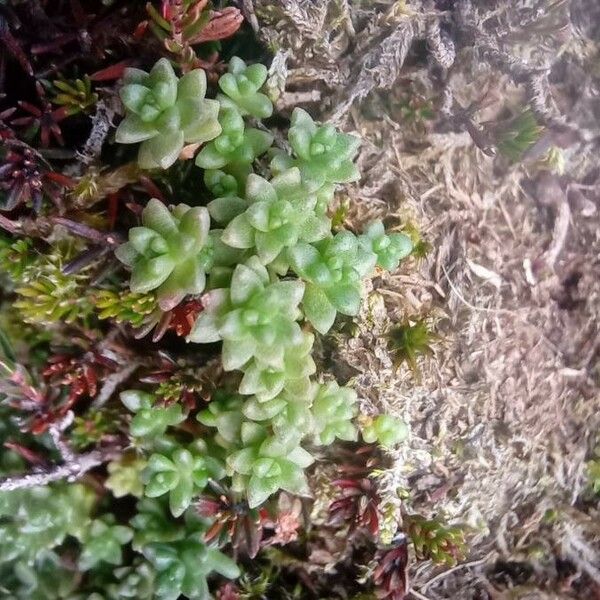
left=217, top=57, right=273, bottom=119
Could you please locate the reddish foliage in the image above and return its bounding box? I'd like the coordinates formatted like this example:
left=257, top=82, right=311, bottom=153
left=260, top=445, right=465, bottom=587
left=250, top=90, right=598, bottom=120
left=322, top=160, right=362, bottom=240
left=216, top=583, right=240, bottom=600
left=29, top=350, right=119, bottom=434
left=0, top=139, right=72, bottom=212
left=11, top=82, right=68, bottom=147
left=197, top=481, right=268, bottom=558
left=373, top=539, right=409, bottom=600
left=329, top=477, right=380, bottom=537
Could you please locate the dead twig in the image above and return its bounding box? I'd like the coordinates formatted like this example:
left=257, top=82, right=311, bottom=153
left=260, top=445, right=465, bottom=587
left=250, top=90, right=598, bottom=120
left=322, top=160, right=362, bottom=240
left=0, top=412, right=121, bottom=491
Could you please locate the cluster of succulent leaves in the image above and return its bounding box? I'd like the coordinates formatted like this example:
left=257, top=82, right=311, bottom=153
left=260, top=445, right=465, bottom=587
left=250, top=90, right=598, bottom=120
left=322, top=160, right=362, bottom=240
left=0, top=483, right=238, bottom=600
left=112, top=56, right=413, bottom=516
left=0, top=44, right=415, bottom=599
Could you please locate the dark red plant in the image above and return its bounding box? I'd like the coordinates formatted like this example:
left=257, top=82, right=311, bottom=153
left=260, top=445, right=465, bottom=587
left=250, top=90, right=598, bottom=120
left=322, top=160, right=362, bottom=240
left=29, top=350, right=120, bottom=434
left=11, top=82, right=68, bottom=147
left=373, top=537, right=409, bottom=600
left=197, top=480, right=268, bottom=559
left=329, top=477, right=380, bottom=537
left=0, top=139, right=73, bottom=212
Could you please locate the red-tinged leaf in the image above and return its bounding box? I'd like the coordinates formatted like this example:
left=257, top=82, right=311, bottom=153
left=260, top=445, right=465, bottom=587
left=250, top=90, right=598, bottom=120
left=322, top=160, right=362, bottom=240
left=4, top=441, right=47, bottom=466
left=17, top=101, right=42, bottom=117
left=197, top=496, right=221, bottom=516
left=139, top=176, right=165, bottom=201
left=0, top=26, right=33, bottom=76
left=45, top=171, right=75, bottom=187
left=51, top=106, right=69, bottom=122
left=194, top=8, right=243, bottom=43
left=333, top=478, right=362, bottom=488
left=373, top=541, right=409, bottom=600
left=204, top=520, right=224, bottom=542
left=90, top=61, right=133, bottom=82
left=31, top=34, right=78, bottom=55
left=133, top=20, right=149, bottom=40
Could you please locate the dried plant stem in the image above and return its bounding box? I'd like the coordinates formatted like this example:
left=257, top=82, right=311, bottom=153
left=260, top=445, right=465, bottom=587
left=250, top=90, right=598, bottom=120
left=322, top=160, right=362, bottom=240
left=0, top=450, right=110, bottom=491
left=0, top=412, right=120, bottom=491
left=455, top=0, right=558, bottom=124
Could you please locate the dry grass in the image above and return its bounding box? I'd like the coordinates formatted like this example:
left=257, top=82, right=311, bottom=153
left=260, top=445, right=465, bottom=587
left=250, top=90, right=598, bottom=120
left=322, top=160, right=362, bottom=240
left=258, top=1, right=600, bottom=597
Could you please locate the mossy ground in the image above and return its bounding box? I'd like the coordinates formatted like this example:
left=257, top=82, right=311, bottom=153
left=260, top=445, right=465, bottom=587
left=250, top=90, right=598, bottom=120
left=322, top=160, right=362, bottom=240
left=256, top=1, right=600, bottom=597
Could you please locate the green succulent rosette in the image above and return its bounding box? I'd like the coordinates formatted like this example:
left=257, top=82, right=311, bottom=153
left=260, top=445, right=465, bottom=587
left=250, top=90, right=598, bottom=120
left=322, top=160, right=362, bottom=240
left=211, top=168, right=330, bottom=265
left=195, top=107, right=273, bottom=170
left=116, top=58, right=221, bottom=169
left=227, top=423, right=313, bottom=508
left=0, top=484, right=95, bottom=564
left=196, top=391, right=245, bottom=446
left=289, top=230, right=377, bottom=334
left=187, top=257, right=304, bottom=372
left=271, top=107, right=361, bottom=191
left=108, top=560, right=156, bottom=599
left=310, top=381, right=358, bottom=445
left=143, top=441, right=223, bottom=517
left=361, top=414, right=409, bottom=447
left=237, top=331, right=316, bottom=401
left=115, top=199, right=212, bottom=311
left=204, top=168, right=242, bottom=198
left=79, top=515, right=133, bottom=571
left=243, top=387, right=315, bottom=442
left=359, top=220, right=413, bottom=271
left=120, top=389, right=186, bottom=438
left=142, top=534, right=239, bottom=600
left=217, top=56, right=273, bottom=119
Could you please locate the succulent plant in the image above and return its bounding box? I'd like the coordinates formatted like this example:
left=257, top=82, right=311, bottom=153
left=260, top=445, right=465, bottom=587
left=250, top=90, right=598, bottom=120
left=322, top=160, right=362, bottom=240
left=120, top=389, right=186, bottom=438
left=237, top=331, right=316, bottom=401
left=142, top=534, right=239, bottom=600
left=204, top=168, right=243, bottom=198
left=93, top=289, right=157, bottom=328
left=271, top=108, right=360, bottom=191
left=12, top=243, right=94, bottom=326
left=2, top=553, right=80, bottom=599
left=106, top=452, right=148, bottom=498
left=197, top=391, right=245, bottom=446
left=143, top=442, right=223, bottom=517
left=0, top=484, right=94, bottom=563
left=373, top=541, right=409, bottom=600
left=311, top=381, right=358, bottom=445
left=361, top=414, right=409, bottom=448
left=108, top=560, right=156, bottom=599
left=130, top=498, right=185, bottom=551
left=227, top=423, right=313, bottom=507
left=243, top=388, right=314, bottom=441
left=116, top=59, right=221, bottom=169
left=329, top=477, right=380, bottom=537
left=195, top=107, right=273, bottom=170
left=187, top=257, right=304, bottom=372
left=79, top=515, right=133, bottom=571
left=198, top=481, right=268, bottom=559
left=218, top=57, right=273, bottom=119
left=359, top=221, right=413, bottom=271
left=288, top=231, right=376, bottom=334
left=217, top=169, right=330, bottom=264
left=51, top=76, right=98, bottom=116
left=115, top=199, right=212, bottom=311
